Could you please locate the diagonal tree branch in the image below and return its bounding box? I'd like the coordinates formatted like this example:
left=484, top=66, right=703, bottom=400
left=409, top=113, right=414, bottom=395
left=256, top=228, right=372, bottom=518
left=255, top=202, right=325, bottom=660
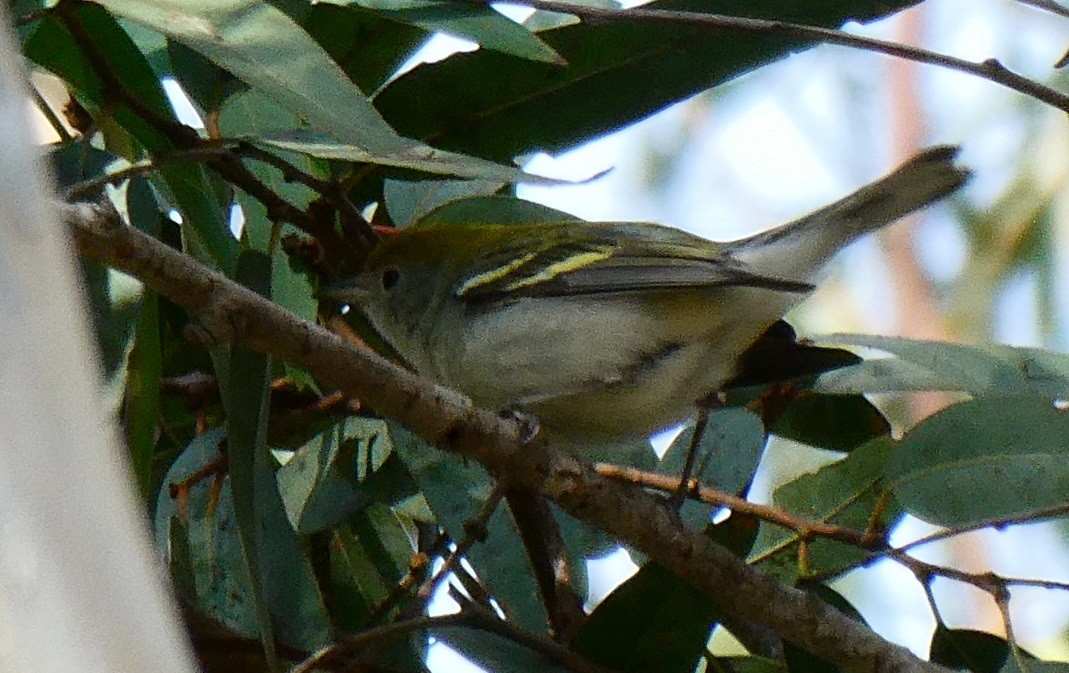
left=64, top=201, right=957, bottom=673
left=469, top=0, right=1069, bottom=113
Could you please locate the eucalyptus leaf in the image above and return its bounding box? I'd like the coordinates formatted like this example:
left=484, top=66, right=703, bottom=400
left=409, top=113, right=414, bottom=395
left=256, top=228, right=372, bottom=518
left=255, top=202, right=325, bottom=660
left=814, top=335, right=1069, bottom=397
left=749, top=439, right=899, bottom=582
left=384, top=177, right=505, bottom=227
left=376, top=0, right=924, bottom=161
left=657, top=408, right=765, bottom=529
left=386, top=422, right=548, bottom=630
left=888, top=395, right=1069, bottom=527
left=94, top=0, right=406, bottom=151
left=331, top=0, right=564, bottom=64
left=417, top=194, right=582, bottom=227
left=929, top=627, right=1010, bottom=673
left=250, top=131, right=569, bottom=184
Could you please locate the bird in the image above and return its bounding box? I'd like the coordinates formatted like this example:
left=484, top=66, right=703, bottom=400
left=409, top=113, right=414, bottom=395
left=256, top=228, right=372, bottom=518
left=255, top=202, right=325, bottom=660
left=328, top=146, right=969, bottom=443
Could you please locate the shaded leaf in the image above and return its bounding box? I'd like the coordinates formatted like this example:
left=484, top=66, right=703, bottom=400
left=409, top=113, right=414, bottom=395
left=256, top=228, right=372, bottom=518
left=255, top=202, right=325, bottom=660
left=336, top=0, right=564, bottom=64
left=95, top=0, right=405, bottom=150
left=814, top=335, right=1069, bottom=397
left=658, top=408, right=765, bottom=529
left=930, top=627, right=1009, bottom=673
left=771, top=393, right=890, bottom=453
left=433, top=624, right=571, bottom=673
left=386, top=422, right=549, bottom=630
left=417, top=194, right=582, bottom=227
left=573, top=564, right=716, bottom=673
left=276, top=424, right=368, bottom=534
left=375, top=0, right=924, bottom=161
left=224, top=251, right=331, bottom=652
left=154, top=429, right=258, bottom=638
left=384, top=177, right=505, bottom=227
left=888, top=395, right=1069, bottom=527
left=250, top=131, right=568, bottom=183
left=26, top=5, right=238, bottom=271
left=302, top=3, right=429, bottom=94
left=749, top=440, right=899, bottom=582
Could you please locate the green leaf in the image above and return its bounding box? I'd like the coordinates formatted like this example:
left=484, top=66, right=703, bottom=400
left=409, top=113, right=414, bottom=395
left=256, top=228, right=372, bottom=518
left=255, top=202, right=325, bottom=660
left=249, top=131, right=568, bottom=184
left=929, top=627, right=1009, bottom=673
left=276, top=424, right=369, bottom=534
left=814, top=335, right=1069, bottom=396
left=337, top=0, right=565, bottom=64
left=574, top=562, right=717, bottom=673
left=328, top=507, right=425, bottom=669
left=125, top=290, right=162, bottom=499
left=416, top=194, right=581, bottom=226
left=888, top=395, right=1069, bottom=527
left=302, top=3, right=429, bottom=94
left=375, top=0, right=924, bottom=161
left=26, top=6, right=238, bottom=271
left=224, top=251, right=331, bottom=653
left=155, top=430, right=259, bottom=639
left=658, top=408, right=765, bottom=529
left=771, top=393, right=890, bottom=453
left=749, top=439, right=899, bottom=582
left=386, top=422, right=555, bottom=631
left=167, top=38, right=240, bottom=113
left=433, top=625, right=572, bottom=673
left=384, top=177, right=505, bottom=227
left=94, top=0, right=406, bottom=151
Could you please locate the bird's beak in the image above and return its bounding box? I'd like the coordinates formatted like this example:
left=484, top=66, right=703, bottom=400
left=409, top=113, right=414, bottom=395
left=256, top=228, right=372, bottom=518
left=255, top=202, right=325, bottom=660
left=321, top=277, right=371, bottom=305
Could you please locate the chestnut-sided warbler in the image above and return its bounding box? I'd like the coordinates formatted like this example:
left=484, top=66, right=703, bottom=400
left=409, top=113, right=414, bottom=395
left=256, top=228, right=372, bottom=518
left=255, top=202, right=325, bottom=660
left=329, top=147, right=968, bottom=442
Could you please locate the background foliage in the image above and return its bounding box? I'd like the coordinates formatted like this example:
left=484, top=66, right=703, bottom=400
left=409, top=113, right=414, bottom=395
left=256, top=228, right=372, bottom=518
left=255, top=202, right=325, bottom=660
left=18, top=0, right=1069, bottom=671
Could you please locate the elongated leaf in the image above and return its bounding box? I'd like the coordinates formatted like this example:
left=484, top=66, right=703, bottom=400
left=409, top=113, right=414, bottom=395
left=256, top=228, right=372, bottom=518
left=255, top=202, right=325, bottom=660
left=929, top=627, right=1010, bottom=673
left=276, top=425, right=368, bottom=534
left=375, top=0, right=923, bottom=161
left=302, top=3, right=429, bottom=95
left=888, top=395, right=1069, bottom=527
left=155, top=430, right=259, bottom=638
left=250, top=131, right=568, bottom=184
left=814, top=335, right=1069, bottom=396
left=385, top=422, right=550, bottom=631
left=26, top=7, right=238, bottom=271
left=749, top=439, right=899, bottom=582
left=658, top=408, right=765, bottom=529
left=573, top=564, right=717, bottom=673
left=225, top=251, right=331, bottom=653
left=335, top=0, right=565, bottom=64
left=384, top=178, right=505, bottom=227
left=417, top=194, right=582, bottom=226
left=771, top=393, right=890, bottom=453
left=94, top=0, right=406, bottom=151
left=433, top=625, right=572, bottom=673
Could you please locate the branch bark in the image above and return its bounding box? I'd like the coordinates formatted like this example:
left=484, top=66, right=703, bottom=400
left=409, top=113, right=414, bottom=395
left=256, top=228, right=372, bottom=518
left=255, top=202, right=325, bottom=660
left=66, top=202, right=956, bottom=673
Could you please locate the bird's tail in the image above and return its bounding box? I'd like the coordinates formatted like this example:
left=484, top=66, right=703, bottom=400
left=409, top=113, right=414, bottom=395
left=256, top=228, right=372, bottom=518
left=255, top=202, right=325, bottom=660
left=726, top=146, right=970, bottom=283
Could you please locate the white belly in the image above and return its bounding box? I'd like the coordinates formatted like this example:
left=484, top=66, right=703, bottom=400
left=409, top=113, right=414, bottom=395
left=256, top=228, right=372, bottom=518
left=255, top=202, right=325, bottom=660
left=426, top=287, right=796, bottom=441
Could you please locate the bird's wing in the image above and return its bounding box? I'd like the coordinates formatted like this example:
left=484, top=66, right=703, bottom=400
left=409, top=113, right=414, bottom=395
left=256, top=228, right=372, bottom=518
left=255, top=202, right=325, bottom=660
left=455, top=222, right=814, bottom=302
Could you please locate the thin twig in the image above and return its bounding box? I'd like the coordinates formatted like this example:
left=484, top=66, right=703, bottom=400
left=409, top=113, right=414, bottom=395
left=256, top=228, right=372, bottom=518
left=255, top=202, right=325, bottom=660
left=1015, top=0, right=1069, bottom=20
left=29, top=84, right=73, bottom=144
left=596, top=462, right=879, bottom=549
left=290, top=612, right=467, bottom=673
left=896, top=502, right=1069, bottom=553
left=407, top=486, right=505, bottom=616
left=472, top=0, right=1069, bottom=113
left=63, top=146, right=234, bottom=200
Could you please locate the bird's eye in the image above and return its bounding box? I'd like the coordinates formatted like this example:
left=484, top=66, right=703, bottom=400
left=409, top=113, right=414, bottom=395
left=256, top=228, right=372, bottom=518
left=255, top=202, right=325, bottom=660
left=381, top=266, right=400, bottom=290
